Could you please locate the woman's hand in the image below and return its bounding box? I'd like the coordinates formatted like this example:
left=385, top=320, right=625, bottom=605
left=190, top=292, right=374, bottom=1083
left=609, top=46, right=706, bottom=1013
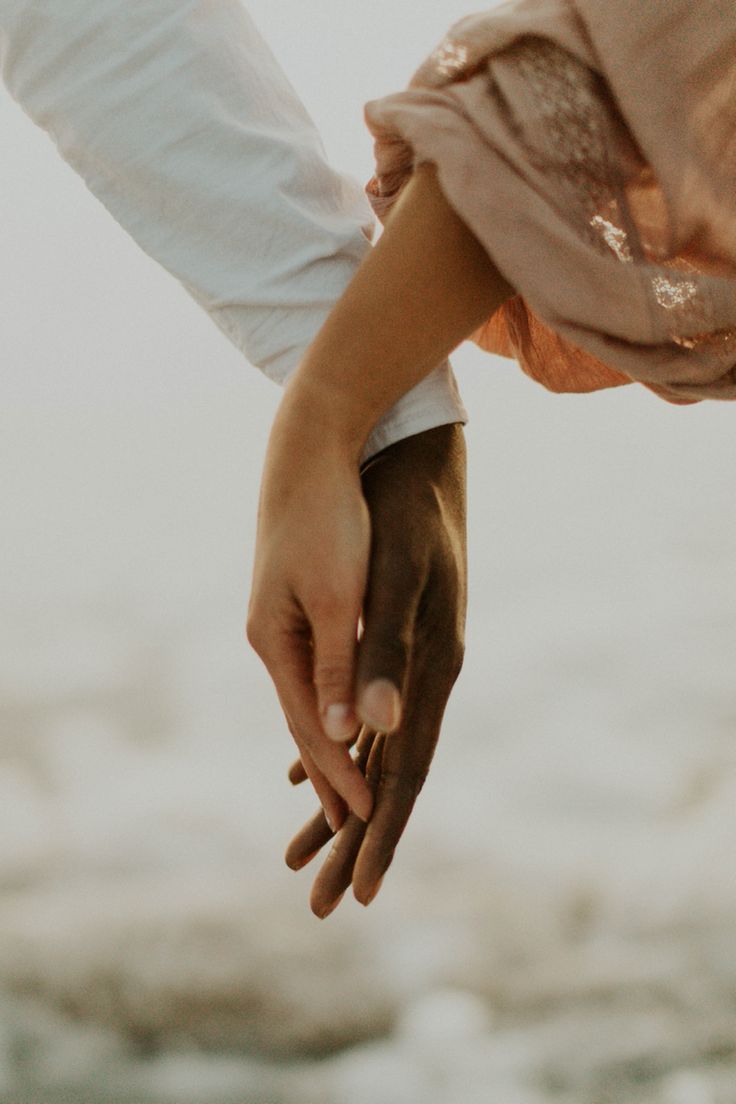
left=247, top=382, right=377, bottom=828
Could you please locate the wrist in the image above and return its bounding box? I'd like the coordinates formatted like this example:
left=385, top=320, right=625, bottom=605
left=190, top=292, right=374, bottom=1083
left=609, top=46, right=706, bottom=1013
left=279, top=370, right=376, bottom=466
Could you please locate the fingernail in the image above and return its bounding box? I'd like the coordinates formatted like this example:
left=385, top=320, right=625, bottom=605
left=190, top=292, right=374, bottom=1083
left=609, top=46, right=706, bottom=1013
left=354, top=792, right=373, bottom=824
left=360, top=679, right=401, bottom=732
left=323, top=703, right=355, bottom=742
left=316, top=892, right=345, bottom=920
left=361, top=876, right=384, bottom=907
left=325, top=810, right=342, bottom=834
left=287, top=848, right=319, bottom=872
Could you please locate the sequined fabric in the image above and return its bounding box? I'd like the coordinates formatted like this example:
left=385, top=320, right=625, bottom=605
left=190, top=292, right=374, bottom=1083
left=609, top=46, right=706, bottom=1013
left=364, top=0, right=736, bottom=402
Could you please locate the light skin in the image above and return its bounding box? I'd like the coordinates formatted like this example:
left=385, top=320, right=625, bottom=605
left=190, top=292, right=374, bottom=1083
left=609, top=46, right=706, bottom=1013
left=248, top=163, right=515, bottom=910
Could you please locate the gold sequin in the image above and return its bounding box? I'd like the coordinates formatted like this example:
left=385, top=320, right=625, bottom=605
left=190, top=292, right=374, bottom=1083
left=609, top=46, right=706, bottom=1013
left=430, top=38, right=469, bottom=79
left=503, top=41, right=632, bottom=263
left=651, top=275, right=698, bottom=311
left=673, top=329, right=736, bottom=360
left=590, top=215, right=633, bottom=263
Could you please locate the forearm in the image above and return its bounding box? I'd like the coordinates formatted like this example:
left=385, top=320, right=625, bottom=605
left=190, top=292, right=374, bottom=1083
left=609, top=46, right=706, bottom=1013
left=285, top=163, right=514, bottom=460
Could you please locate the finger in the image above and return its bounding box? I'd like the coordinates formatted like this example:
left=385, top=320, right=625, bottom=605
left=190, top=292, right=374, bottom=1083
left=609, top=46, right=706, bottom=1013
left=285, top=728, right=378, bottom=870
left=288, top=758, right=309, bottom=786
left=310, top=733, right=385, bottom=919
left=288, top=728, right=360, bottom=786
left=355, top=543, right=426, bottom=734
left=295, top=750, right=347, bottom=837
left=352, top=651, right=451, bottom=905
left=282, top=713, right=347, bottom=834
left=309, top=602, right=362, bottom=742
left=284, top=807, right=333, bottom=871
left=275, top=644, right=373, bottom=821
left=310, top=815, right=366, bottom=919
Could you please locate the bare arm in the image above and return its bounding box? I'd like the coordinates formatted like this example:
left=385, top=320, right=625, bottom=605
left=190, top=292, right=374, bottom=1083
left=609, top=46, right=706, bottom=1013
left=280, top=162, right=514, bottom=462
left=249, top=164, right=513, bottom=832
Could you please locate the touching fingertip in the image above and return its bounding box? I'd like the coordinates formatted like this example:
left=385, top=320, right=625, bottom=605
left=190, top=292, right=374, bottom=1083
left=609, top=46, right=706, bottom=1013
left=359, top=679, right=402, bottom=732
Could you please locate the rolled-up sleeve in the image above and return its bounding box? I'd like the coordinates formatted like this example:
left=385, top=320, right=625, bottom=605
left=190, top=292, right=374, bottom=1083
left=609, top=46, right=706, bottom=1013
left=0, top=0, right=466, bottom=457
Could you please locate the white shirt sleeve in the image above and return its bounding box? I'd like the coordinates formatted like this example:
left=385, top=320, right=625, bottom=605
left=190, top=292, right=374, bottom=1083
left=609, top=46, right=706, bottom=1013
left=0, top=0, right=466, bottom=459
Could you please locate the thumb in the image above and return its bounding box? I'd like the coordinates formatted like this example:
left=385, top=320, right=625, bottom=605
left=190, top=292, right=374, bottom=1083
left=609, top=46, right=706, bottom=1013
left=310, top=599, right=361, bottom=742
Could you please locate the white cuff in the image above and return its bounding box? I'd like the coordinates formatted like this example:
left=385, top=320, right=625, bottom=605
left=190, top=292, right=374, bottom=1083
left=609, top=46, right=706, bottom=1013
left=360, top=361, right=467, bottom=462
left=273, top=347, right=467, bottom=462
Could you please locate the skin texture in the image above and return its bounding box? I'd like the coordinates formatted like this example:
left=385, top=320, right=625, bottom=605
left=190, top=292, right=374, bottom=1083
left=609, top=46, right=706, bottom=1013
left=248, top=164, right=514, bottom=907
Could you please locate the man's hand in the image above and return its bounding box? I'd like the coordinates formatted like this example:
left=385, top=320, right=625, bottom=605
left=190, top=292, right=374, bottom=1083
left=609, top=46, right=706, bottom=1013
left=284, top=423, right=467, bottom=915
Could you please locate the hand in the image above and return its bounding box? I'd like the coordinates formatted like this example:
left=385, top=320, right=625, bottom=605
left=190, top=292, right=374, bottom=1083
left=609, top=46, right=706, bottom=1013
left=247, top=384, right=375, bottom=830
left=249, top=157, right=499, bottom=848
left=284, top=424, right=467, bottom=915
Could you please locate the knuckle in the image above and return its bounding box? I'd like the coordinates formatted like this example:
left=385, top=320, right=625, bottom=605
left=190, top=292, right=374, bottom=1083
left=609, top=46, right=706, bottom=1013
left=245, top=613, right=267, bottom=655
left=424, top=630, right=465, bottom=689
left=313, top=659, right=353, bottom=694
left=306, top=578, right=362, bottom=619
left=245, top=607, right=281, bottom=664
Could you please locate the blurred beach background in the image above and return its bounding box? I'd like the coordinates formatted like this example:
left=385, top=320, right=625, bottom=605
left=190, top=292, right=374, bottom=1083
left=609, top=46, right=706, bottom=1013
left=2, top=1, right=736, bottom=1101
